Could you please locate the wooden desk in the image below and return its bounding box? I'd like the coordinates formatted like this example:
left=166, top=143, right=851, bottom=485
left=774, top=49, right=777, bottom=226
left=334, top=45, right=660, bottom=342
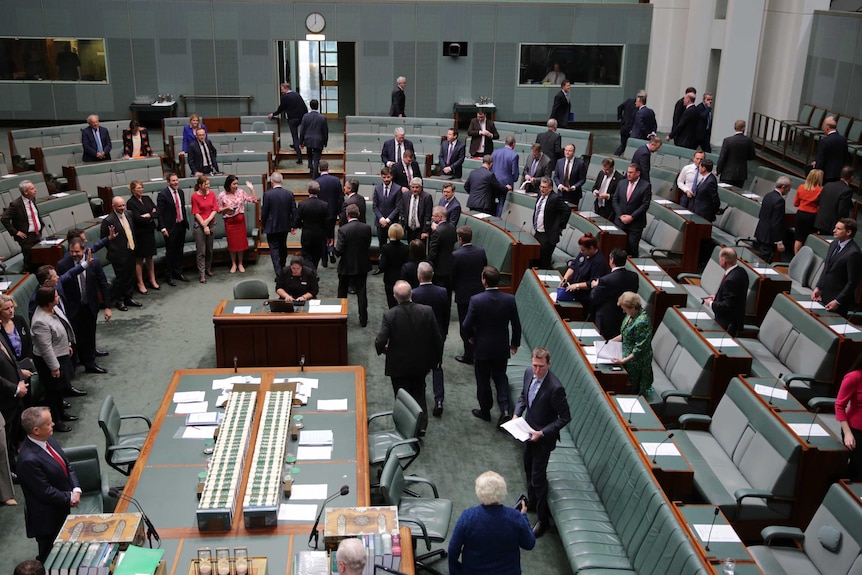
left=115, top=367, right=412, bottom=575
left=213, top=300, right=348, bottom=368
left=633, top=430, right=694, bottom=500
left=31, top=240, right=65, bottom=268
left=746, top=263, right=792, bottom=324
left=674, top=504, right=762, bottom=571
left=608, top=393, right=665, bottom=431
left=629, top=258, right=689, bottom=327
left=566, top=321, right=629, bottom=393
left=571, top=211, right=627, bottom=264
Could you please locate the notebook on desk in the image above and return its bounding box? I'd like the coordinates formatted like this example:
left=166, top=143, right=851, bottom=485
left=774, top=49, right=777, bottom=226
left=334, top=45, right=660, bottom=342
left=267, top=300, right=295, bottom=313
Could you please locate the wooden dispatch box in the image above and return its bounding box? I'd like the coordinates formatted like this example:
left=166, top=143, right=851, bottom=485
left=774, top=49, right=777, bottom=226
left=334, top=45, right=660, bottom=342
left=56, top=512, right=146, bottom=549
left=323, top=506, right=398, bottom=551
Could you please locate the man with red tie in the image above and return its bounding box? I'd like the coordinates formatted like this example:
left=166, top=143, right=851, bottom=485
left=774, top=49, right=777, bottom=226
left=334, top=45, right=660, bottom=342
left=16, top=406, right=81, bottom=562
left=157, top=173, right=190, bottom=286
left=1, top=180, right=44, bottom=272
left=611, top=163, right=652, bottom=257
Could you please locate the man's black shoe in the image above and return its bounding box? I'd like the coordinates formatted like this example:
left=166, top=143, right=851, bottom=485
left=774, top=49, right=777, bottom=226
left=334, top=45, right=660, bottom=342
left=95, top=349, right=109, bottom=357
left=85, top=364, right=108, bottom=374
left=432, top=402, right=443, bottom=417
left=117, top=302, right=128, bottom=311
left=55, top=423, right=73, bottom=433
left=65, top=386, right=87, bottom=397
left=455, top=355, right=474, bottom=365
left=61, top=414, right=79, bottom=422
left=125, top=298, right=142, bottom=307
left=166, top=278, right=177, bottom=287
left=176, top=274, right=189, bottom=282
left=532, top=521, right=548, bottom=538
left=63, top=400, right=71, bottom=409
left=372, top=269, right=383, bottom=275
left=471, top=408, right=491, bottom=422
left=498, top=412, right=512, bottom=426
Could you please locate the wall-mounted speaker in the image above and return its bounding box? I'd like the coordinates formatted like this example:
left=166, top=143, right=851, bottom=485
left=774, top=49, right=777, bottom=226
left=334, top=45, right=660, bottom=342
left=443, top=42, right=467, bottom=58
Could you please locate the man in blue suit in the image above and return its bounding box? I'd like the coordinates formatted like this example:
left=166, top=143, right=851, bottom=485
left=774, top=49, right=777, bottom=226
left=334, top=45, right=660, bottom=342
left=372, top=167, right=402, bottom=272
left=630, top=94, right=657, bottom=140
left=513, top=347, right=571, bottom=538
left=81, top=115, right=111, bottom=162
left=465, top=155, right=506, bottom=216
left=451, top=226, right=487, bottom=364
left=261, top=172, right=296, bottom=276
left=491, top=136, right=520, bottom=215
left=299, top=98, right=328, bottom=178
left=438, top=128, right=466, bottom=179
left=463, top=266, right=521, bottom=426
left=412, top=262, right=450, bottom=417
left=611, top=163, right=652, bottom=257
left=438, top=183, right=461, bottom=225
left=17, top=406, right=81, bottom=562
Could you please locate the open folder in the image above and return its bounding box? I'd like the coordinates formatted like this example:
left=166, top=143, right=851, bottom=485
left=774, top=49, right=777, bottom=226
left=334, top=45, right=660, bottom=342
left=500, top=417, right=536, bottom=442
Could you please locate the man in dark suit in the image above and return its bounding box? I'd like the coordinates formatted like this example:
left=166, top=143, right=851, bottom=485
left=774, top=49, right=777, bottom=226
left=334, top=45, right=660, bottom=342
left=381, top=127, right=415, bottom=168
left=754, top=176, right=790, bottom=262
left=398, top=178, right=433, bottom=242
left=680, top=158, right=720, bottom=222
left=552, top=144, right=586, bottom=205
left=438, top=183, right=461, bottom=225
left=814, top=166, right=855, bottom=234
left=591, top=157, right=623, bottom=221
left=491, top=136, right=520, bottom=213
left=512, top=347, right=571, bottom=538
left=438, top=128, right=466, bottom=179
left=372, top=167, right=402, bottom=258
left=412, top=263, right=450, bottom=418
left=269, top=82, right=308, bottom=164
left=590, top=248, right=639, bottom=340
left=81, top=115, right=111, bottom=162
left=1, top=180, right=44, bottom=272
left=340, top=179, right=366, bottom=225
left=390, top=149, right=422, bottom=189
left=614, top=91, right=642, bottom=156
left=666, top=92, right=699, bottom=149
left=533, top=178, right=571, bottom=270
left=695, top=92, right=714, bottom=152
left=520, top=143, right=553, bottom=193
left=717, top=120, right=756, bottom=188
left=315, top=160, right=344, bottom=259
left=465, top=155, right=506, bottom=216
left=187, top=128, right=219, bottom=175
left=670, top=87, right=696, bottom=142
left=57, top=238, right=112, bottom=373
left=100, top=197, right=140, bottom=311
left=157, top=173, right=190, bottom=285
left=812, top=115, right=849, bottom=183
left=813, top=218, right=862, bottom=317
left=550, top=81, right=572, bottom=128
left=16, top=406, right=81, bottom=562
left=428, top=206, right=457, bottom=291
left=631, top=136, right=661, bottom=183
left=467, top=110, right=499, bottom=157
left=299, top=98, right=328, bottom=178
left=630, top=94, right=657, bottom=140
left=463, top=266, right=521, bottom=425
left=336, top=204, right=372, bottom=327
left=294, top=181, right=330, bottom=269
left=261, top=172, right=296, bottom=276
left=390, top=76, right=407, bottom=117
left=612, top=163, right=652, bottom=257
left=451, top=226, right=487, bottom=365
left=535, top=119, right=563, bottom=163
left=704, top=248, right=749, bottom=336
left=375, top=281, right=443, bottom=433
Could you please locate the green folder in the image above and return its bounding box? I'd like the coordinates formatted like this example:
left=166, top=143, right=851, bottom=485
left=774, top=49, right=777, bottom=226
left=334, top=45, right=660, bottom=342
left=113, top=545, right=165, bottom=575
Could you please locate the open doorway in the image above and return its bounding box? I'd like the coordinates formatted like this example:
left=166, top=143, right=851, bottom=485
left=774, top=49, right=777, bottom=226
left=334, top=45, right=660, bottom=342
left=275, top=41, right=355, bottom=119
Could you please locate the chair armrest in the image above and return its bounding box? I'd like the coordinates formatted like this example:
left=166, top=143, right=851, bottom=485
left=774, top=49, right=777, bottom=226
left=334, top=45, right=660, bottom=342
left=808, top=397, right=836, bottom=412
left=742, top=323, right=759, bottom=335
left=650, top=248, right=679, bottom=258
left=734, top=237, right=756, bottom=247
left=661, top=389, right=692, bottom=401
left=367, top=410, right=394, bottom=424
left=384, top=438, right=420, bottom=465
left=770, top=262, right=789, bottom=272
left=761, top=526, right=804, bottom=545
left=101, top=471, right=118, bottom=512
left=676, top=272, right=701, bottom=282
left=106, top=444, right=141, bottom=454
left=399, top=517, right=431, bottom=550
left=679, top=414, right=712, bottom=429
left=402, top=475, right=440, bottom=498
left=120, top=414, right=152, bottom=427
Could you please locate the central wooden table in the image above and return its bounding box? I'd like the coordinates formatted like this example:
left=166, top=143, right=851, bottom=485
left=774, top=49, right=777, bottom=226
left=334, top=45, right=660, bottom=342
left=116, top=367, right=414, bottom=575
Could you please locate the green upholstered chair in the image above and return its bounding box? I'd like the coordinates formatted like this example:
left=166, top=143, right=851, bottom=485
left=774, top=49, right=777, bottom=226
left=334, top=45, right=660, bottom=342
left=98, top=395, right=152, bottom=476
left=368, top=388, right=423, bottom=476
left=65, top=444, right=117, bottom=514
left=378, top=451, right=452, bottom=575
left=232, top=279, right=269, bottom=299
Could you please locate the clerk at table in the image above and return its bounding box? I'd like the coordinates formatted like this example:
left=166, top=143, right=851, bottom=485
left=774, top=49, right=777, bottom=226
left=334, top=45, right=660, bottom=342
left=276, top=256, right=319, bottom=302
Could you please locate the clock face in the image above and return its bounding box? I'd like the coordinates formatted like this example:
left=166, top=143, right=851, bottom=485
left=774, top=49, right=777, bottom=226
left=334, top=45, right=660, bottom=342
left=306, top=12, right=325, bottom=33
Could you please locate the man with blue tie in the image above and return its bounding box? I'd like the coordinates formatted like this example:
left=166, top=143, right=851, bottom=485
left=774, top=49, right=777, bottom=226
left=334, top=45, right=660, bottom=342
left=81, top=115, right=112, bottom=162
left=371, top=167, right=402, bottom=274
left=438, top=128, right=466, bottom=179
left=437, top=183, right=461, bottom=225
left=512, top=347, right=570, bottom=538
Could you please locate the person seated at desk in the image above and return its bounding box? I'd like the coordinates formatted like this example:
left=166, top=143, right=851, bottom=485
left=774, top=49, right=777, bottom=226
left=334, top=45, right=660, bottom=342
left=122, top=120, right=153, bottom=159
left=561, top=233, right=608, bottom=315
left=275, top=256, right=319, bottom=302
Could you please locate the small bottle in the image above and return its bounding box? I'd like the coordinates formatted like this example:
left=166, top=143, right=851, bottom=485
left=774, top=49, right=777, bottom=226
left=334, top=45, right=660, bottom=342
left=283, top=472, right=294, bottom=498
left=722, top=558, right=735, bottom=575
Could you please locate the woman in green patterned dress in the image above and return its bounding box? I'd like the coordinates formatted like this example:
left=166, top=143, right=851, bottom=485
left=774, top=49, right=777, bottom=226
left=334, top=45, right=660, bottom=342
left=609, top=291, right=653, bottom=395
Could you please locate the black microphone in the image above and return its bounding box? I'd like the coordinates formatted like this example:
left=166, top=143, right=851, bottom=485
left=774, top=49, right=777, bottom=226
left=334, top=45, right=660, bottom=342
left=624, top=396, right=636, bottom=425
left=233, top=356, right=238, bottom=373
left=309, top=484, right=350, bottom=549
left=651, top=432, right=674, bottom=464
left=805, top=407, right=819, bottom=444
left=108, top=487, right=160, bottom=547
left=300, top=354, right=306, bottom=372
left=695, top=297, right=709, bottom=331
left=704, top=506, right=720, bottom=552
left=767, top=372, right=784, bottom=405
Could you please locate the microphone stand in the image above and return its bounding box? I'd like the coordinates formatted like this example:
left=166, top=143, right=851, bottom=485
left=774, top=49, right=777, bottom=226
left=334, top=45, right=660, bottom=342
left=108, top=487, right=160, bottom=548
left=309, top=485, right=349, bottom=550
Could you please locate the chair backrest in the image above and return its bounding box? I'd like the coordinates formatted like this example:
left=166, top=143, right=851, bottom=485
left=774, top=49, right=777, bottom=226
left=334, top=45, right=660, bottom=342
left=802, top=484, right=862, bottom=574
left=379, top=451, right=406, bottom=508
left=65, top=444, right=103, bottom=495
left=393, top=388, right=422, bottom=439
left=233, top=279, right=269, bottom=299
left=787, top=246, right=816, bottom=286
left=250, top=121, right=267, bottom=132
left=796, top=104, right=814, bottom=125
left=98, top=395, right=121, bottom=445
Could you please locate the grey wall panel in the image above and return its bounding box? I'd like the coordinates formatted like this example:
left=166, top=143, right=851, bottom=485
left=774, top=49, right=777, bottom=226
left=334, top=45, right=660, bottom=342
left=413, top=42, right=438, bottom=119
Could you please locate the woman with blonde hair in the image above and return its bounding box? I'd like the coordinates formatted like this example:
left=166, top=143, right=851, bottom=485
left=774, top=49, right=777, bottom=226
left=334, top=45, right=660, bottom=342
left=609, top=291, right=653, bottom=395
left=793, top=168, right=823, bottom=253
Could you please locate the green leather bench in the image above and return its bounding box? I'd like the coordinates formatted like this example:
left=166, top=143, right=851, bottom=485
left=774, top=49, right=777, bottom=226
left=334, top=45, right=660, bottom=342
left=713, top=186, right=765, bottom=248
left=30, top=139, right=121, bottom=175
left=215, top=153, right=273, bottom=178
left=63, top=157, right=164, bottom=202
left=0, top=172, right=52, bottom=205
left=456, top=213, right=514, bottom=288
left=679, top=246, right=759, bottom=320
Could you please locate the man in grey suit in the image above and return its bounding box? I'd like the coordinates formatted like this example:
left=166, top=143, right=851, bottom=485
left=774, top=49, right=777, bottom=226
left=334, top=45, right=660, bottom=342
left=336, top=204, right=372, bottom=327
left=520, top=143, right=552, bottom=193
left=261, top=172, right=296, bottom=276
left=813, top=218, right=861, bottom=317
left=535, top=119, right=563, bottom=163
left=299, top=98, right=328, bottom=178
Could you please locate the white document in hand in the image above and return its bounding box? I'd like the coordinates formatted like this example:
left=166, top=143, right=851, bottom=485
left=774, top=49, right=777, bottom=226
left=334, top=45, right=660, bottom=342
left=501, top=417, right=535, bottom=442
left=594, top=340, right=622, bottom=364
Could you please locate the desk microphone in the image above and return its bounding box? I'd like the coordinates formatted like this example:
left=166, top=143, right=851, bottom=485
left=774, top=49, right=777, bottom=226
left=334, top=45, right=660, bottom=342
left=704, top=506, right=720, bottom=552
left=309, top=484, right=350, bottom=549
left=108, top=487, right=160, bottom=548
left=651, top=433, right=674, bottom=464
left=767, top=373, right=784, bottom=405
left=233, top=356, right=238, bottom=373
left=805, top=408, right=819, bottom=444
left=625, top=396, right=637, bottom=425
left=300, top=354, right=306, bottom=372
left=695, top=297, right=709, bottom=331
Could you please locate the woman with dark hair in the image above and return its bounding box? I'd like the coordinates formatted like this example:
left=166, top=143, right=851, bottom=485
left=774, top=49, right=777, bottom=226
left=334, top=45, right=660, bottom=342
left=378, top=224, right=409, bottom=308
left=217, top=175, right=258, bottom=273
left=836, top=355, right=862, bottom=481
left=276, top=256, right=319, bottom=302
left=125, top=180, right=159, bottom=293
left=609, top=290, right=653, bottom=395
left=30, top=287, right=76, bottom=432
left=561, top=232, right=607, bottom=315
left=400, top=238, right=426, bottom=289
left=182, top=113, right=206, bottom=153
left=122, top=120, right=153, bottom=159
